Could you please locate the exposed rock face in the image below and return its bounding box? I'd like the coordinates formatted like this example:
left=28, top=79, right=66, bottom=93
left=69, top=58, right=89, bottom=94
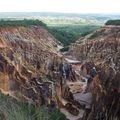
left=0, top=25, right=84, bottom=119
left=72, top=26, right=120, bottom=62
left=0, top=26, right=60, bottom=103
left=0, top=24, right=120, bottom=119
left=70, top=25, right=120, bottom=119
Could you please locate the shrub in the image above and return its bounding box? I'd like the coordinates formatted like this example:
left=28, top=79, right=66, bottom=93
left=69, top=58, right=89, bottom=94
left=0, top=92, right=67, bottom=120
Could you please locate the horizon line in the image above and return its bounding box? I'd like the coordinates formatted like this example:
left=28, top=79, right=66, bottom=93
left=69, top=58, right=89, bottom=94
left=0, top=12, right=120, bottom=15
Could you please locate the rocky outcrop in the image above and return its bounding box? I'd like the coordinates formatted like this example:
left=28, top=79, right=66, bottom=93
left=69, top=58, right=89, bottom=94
left=0, top=25, right=60, bottom=104
left=70, top=25, right=120, bottom=120
left=71, top=26, right=120, bottom=62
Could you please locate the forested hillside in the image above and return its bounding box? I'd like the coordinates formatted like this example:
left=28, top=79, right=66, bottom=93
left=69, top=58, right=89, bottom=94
left=49, top=25, right=99, bottom=46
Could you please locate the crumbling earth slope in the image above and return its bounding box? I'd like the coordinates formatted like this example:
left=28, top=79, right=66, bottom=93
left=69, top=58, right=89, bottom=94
left=0, top=25, right=60, bottom=101
left=70, top=25, right=120, bottom=120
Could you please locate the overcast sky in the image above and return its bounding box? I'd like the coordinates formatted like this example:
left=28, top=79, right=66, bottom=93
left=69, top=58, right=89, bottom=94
left=0, top=0, right=120, bottom=13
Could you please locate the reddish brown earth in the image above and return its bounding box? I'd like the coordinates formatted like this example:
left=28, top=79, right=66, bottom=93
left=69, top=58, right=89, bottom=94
left=69, top=25, right=120, bottom=120
left=0, top=25, right=120, bottom=120
left=0, top=26, right=60, bottom=100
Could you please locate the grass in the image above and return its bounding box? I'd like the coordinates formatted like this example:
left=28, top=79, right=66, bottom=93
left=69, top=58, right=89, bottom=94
left=0, top=92, right=66, bottom=120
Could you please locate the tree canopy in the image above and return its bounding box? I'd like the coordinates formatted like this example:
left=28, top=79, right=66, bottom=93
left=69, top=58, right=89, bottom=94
left=0, top=19, right=47, bottom=27
left=105, top=20, right=120, bottom=25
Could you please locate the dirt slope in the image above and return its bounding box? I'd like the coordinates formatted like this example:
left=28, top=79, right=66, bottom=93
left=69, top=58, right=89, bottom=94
left=69, top=25, right=120, bottom=120
left=0, top=25, right=60, bottom=100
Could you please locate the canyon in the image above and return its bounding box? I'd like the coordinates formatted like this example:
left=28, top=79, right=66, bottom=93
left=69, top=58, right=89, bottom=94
left=0, top=21, right=120, bottom=120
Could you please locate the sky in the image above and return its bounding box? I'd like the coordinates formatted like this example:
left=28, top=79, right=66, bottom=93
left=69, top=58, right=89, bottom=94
left=0, top=0, right=120, bottom=13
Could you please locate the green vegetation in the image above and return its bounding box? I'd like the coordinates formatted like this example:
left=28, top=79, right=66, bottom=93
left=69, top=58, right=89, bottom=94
left=38, top=14, right=102, bottom=49
left=0, top=19, right=47, bottom=27
left=0, top=92, right=66, bottom=120
left=48, top=25, right=100, bottom=47
left=105, top=20, right=120, bottom=25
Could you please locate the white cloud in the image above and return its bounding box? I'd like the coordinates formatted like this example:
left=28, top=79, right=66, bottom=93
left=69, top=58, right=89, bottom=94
left=0, top=0, right=120, bottom=13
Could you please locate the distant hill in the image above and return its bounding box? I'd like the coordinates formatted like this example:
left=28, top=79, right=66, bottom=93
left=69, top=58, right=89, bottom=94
left=0, top=12, right=120, bottom=26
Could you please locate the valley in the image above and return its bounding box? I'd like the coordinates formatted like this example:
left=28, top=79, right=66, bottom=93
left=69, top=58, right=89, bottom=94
left=0, top=15, right=119, bottom=120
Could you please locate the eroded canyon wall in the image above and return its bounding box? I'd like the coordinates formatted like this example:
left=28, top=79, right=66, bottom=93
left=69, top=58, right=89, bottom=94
left=0, top=25, right=60, bottom=99
left=71, top=25, right=120, bottom=119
